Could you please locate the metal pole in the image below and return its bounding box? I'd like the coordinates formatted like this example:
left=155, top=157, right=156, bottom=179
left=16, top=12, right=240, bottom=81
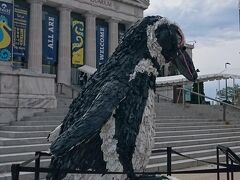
left=11, top=164, right=20, bottom=180
left=223, top=104, right=226, bottom=121
left=231, top=159, right=234, bottom=180
left=225, top=78, right=228, bottom=102
left=167, top=147, right=172, bottom=176
left=226, top=152, right=230, bottom=180
left=35, top=152, right=40, bottom=180
left=217, top=147, right=220, bottom=180
left=197, top=82, right=200, bottom=104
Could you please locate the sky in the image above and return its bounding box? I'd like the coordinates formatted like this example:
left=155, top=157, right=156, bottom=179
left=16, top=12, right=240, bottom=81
left=144, top=0, right=240, bottom=74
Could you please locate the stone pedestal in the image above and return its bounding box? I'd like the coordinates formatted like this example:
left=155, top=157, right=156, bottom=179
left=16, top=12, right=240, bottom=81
left=0, top=69, right=56, bottom=123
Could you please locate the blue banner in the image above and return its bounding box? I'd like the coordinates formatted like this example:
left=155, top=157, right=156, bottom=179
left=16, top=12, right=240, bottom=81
left=96, top=22, right=108, bottom=67
left=13, top=2, right=29, bottom=61
left=0, top=1, right=13, bottom=61
left=43, top=12, right=58, bottom=65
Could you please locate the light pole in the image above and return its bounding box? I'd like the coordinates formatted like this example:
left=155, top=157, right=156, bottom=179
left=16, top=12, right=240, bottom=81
left=225, top=62, right=231, bottom=102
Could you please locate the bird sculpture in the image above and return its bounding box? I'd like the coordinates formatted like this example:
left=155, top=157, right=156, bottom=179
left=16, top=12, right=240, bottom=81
left=47, top=16, right=198, bottom=180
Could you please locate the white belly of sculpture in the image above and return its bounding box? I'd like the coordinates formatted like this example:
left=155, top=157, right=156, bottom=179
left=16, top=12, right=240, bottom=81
left=64, top=89, right=155, bottom=180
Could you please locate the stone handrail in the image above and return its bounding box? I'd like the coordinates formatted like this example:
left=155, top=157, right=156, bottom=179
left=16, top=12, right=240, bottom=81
left=56, top=83, right=81, bottom=99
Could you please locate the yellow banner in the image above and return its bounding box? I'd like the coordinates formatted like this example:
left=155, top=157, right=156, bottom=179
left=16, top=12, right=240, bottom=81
left=71, top=19, right=84, bottom=65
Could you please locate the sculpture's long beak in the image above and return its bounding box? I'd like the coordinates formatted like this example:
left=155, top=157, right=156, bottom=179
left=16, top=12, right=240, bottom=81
left=172, top=49, right=198, bottom=82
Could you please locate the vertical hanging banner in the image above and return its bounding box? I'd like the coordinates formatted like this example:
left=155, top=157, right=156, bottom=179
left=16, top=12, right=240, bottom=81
left=0, top=0, right=13, bottom=61
left=13, top=2, right=29, bottom=61
left=71, top=18, right=84, bottom=65
left=43, top=12, right=58, bottom=65
left=96, top=22, right=108, bottom=67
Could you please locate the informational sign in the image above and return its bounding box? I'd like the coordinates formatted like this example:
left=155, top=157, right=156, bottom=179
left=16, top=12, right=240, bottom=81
left=0, top=0, right=13, bottom=61
left=13, top=2, right=29, bottom=61
left=96, top=22, right=108, bottom=67
left=71, top=18, right=84, bottom=65
left=43, top=12, right=59, bottom=65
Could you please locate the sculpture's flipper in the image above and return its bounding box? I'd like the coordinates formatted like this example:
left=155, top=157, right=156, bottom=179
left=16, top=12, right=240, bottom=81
left=50, top=80, right=129, bottom=157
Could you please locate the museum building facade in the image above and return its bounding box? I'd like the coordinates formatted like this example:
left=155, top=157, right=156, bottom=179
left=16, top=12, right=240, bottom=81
left=0, top=0, right=149, bottom=85
left=0, top=0, right=149, bottom=123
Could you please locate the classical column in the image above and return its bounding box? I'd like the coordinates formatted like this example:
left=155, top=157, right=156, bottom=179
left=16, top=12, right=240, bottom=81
left=27, top=0, right=45, bottom=73
left=85, top=12, right=97, bottom=68
left=57, top=6, right=71, bottom=85
left=108, top=18, right=119, bottom=56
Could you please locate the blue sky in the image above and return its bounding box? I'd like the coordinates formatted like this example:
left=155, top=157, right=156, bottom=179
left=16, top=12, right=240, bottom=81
left=144, top=0, right=240, bottom=74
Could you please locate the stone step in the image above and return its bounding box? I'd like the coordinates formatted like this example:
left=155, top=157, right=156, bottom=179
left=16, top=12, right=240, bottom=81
left=0, top=158, right=50, bottom=175
left=11, top=121, right=61, bottom=126
left=155, top=124, right=239, bottom=131
left=149, top=146, right=240, bottom=165
left=163, top=140, right=240, bottom=154
left=155, top=127, right=240, bottom=136
left=22, top=116, right=64, bottom=121
left=0, top=137, right=48, bottom=146
left=155, top=116, right=210, bottom=119
left=146, top=152, right=240, bottom=172
left=0, top=152, right=36, bottom=163
left=0, top=172, right=47, bottom=180
left=34, top=110, right=68, bottom=117
left=154, top=136, right=240, bottom=148
left=155, top=121, right=224, bottom=127
left=154, top=118, right=222, bottom=123
left=0, top=131, right=49, bottom=138
left=0, top=125, right=56, bottom=132
left=0, top=143, right=50, bottom=155
left=154, top=131, right=240, bottom=142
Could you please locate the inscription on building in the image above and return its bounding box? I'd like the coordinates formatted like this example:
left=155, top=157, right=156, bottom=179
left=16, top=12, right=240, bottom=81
left=90, top=0, right=112, bottom=7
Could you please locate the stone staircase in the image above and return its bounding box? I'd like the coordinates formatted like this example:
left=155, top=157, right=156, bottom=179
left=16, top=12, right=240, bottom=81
left=0, top=97, right=240, bottom=179
left=146, top=98, right=240, bottom=172
left=0, top=96, right=71, bottom=180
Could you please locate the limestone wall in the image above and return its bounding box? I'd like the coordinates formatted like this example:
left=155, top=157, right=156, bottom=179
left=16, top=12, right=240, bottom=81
left=0, top=68, right=56, bottom=123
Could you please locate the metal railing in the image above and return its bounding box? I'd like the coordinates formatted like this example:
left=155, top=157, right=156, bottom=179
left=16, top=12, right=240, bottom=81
left=56, top=83, right=81, bottom=99
left=178, top=88, right=240, bottom=121
left=217, top=145, right=240, bottom=180
left=11, top=146, right=240, bottom=180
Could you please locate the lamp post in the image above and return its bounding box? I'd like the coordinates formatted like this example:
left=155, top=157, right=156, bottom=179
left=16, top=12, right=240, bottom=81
left=225, top=62, right=231, bottom=102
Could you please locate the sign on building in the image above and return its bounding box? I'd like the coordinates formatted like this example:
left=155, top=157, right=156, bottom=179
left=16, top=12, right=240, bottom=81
left=13, top=1, right=29, bottom=61
left=43, top=10, right=59, bottom=65
left=96, top=20, right=108, bottom=67
left=71, top=17, right=85, bottom=66
left=0, top=0, right=13, bottom=61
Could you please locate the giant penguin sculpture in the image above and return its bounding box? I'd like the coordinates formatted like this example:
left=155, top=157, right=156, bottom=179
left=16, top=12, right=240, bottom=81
left=47, top=16, right=198, bottom=180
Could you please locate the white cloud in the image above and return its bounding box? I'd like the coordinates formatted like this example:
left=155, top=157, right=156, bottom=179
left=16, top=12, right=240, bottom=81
left=144, top=0, right=240, bottom=75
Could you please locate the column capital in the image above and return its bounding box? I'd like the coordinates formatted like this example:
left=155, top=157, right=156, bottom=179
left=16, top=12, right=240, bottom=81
left=58, top=5, right=72, bottom=12
left=27, top=0, right=46, bottom=4
left=84, top=11, right=99, bottom=18
left=106, top=17, right=121, bottom=23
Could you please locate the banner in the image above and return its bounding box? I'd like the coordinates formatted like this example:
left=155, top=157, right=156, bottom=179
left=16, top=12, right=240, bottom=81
left=13, top=2, right=29, bottom=61
left=71, top=19, right=84, bottom=65
left=96, top=22, right=108, bottom=67
left=0, top=0, right=13, bottom=61
left=43, top=12, right=58, bottom=65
